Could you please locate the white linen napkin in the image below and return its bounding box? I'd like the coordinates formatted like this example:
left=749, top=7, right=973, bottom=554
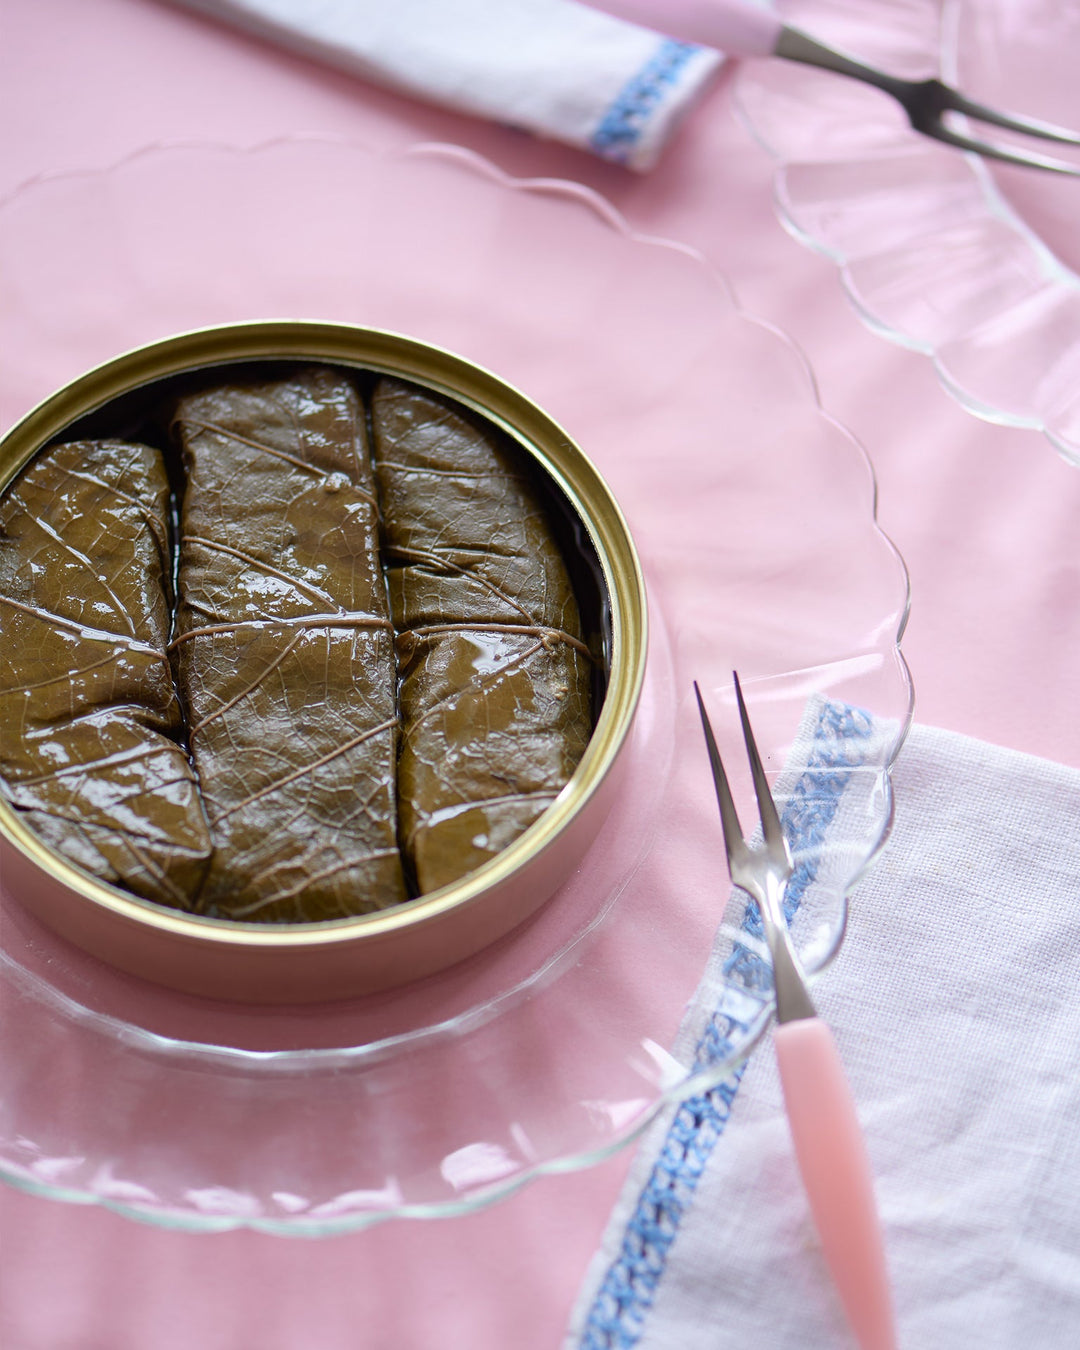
left=567, top=718, right=1080, bottom=1347
left=160, top=0, right=722, bottom=169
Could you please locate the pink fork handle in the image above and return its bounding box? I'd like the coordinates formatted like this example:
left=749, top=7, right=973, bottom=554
left=583, top=0, right=782, bottom=58
left=774, top=1018, right=897, bottom=1350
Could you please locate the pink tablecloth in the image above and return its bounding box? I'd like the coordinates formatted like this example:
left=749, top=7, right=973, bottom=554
left=2, top=2, right=1079, bottom=1348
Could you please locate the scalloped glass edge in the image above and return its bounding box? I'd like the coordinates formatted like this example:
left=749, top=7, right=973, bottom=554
left=0, top=136, right=914, bottom=1235
left=732, top=0, right=1080, bottom=466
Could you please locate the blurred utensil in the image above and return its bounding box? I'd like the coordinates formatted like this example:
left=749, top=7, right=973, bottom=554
left=694, top=675, right=896, bottom=1350
left=591, top=0, right=1080, bottom=174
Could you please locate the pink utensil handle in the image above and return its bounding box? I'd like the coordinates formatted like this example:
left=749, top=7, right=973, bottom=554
left=583, top=0, right=782, bottom=57
left=774, top=1018, right=897, bottom=1350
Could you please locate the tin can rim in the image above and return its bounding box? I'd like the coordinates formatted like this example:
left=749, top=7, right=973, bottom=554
left=0, top=320, right=648, bottom=953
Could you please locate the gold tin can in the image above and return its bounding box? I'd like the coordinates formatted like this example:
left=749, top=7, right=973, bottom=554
left=0, top=321, right=647, bottom=1003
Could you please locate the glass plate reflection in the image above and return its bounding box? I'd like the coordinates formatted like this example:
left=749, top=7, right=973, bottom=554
left=0, top=139, right=912, bottom=1234
left=734, top=0, right=1080, bottom=464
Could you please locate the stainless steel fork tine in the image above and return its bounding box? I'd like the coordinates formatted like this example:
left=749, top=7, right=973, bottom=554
left=774, top=27, right=1080, bottom=177
left=943, top=88, right=1080, bottom=148
left=693, top=681, right=748, bottom=869
left=731, top=672, right=788, bottom=861
left=914, top=122, right=1080, bottom=176
left=694, top=675, right=812, bottom=1020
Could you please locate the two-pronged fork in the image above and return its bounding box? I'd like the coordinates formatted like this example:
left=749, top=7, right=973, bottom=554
left=694, top=675, right=896, bottom=1350
left=590, top=0, right=1080, bottom=174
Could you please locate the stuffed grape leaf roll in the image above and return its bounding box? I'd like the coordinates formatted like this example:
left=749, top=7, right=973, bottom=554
left=0, top=439, right=213, bottom=908
left=370, top=377, right=592, bottom=894
left=171, top=369, right=407, bottom=922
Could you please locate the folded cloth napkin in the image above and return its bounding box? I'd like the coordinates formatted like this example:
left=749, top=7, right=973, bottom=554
left=567, top=717, right=1080, bottom=1348
left=161, top=0, right=722, bottom=169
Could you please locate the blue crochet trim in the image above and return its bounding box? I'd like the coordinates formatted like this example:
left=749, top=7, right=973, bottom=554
left=589, top=39, right=702, bottom=165
left=577, top=701, right=874, bottom=1350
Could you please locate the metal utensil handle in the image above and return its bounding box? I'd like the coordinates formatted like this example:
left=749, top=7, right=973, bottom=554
left=757, top=870, right=816, bottom=1024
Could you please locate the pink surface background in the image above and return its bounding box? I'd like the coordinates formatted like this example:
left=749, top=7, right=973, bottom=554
left=2, top=1, right=1079, bottom=1347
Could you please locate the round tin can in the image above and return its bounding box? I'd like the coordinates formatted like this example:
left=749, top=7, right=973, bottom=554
left=0, top=321, right=647, bottom=1003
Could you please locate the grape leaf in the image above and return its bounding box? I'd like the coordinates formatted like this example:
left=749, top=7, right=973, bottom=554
left=371, top=378, right=592, bottom=893
left=172, top=369, right=406, bottom=922
left=0, top=439, right=212, bottom=908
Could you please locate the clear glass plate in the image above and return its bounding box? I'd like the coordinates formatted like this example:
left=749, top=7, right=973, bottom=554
left=734, top=0, right=1080, bottom=464
left=0, top=138, right=912, bottom=1234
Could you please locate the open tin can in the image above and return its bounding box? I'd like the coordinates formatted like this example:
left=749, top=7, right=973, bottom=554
left=0, top=321, right=647, bottom=1003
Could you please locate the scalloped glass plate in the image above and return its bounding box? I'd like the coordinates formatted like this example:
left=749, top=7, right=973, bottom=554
left=734, top=0, right=1080, bottom=464
left=0, top=138, right=911, bottom=1234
